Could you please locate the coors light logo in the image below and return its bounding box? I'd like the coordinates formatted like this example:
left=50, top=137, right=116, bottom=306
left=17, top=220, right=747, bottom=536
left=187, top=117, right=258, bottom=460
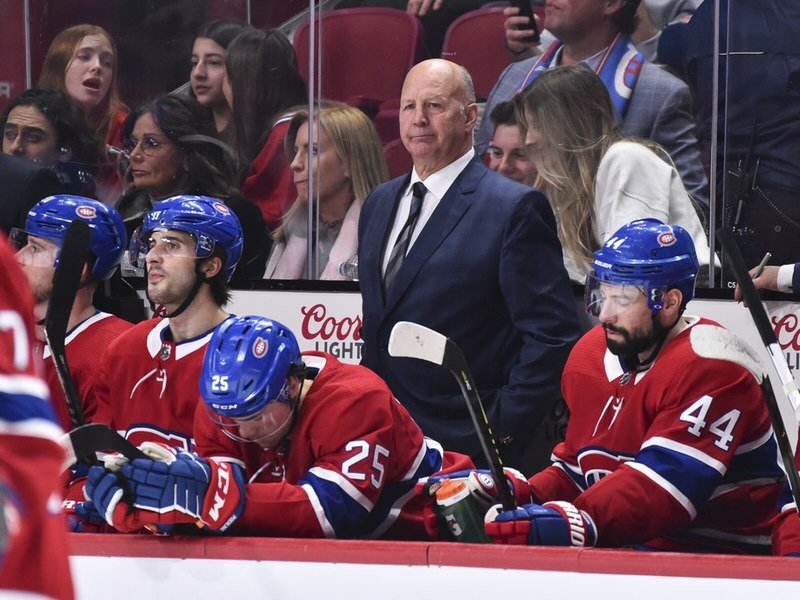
left=772, top=310, right=800, bottom=372
left=301, top=303, right=362, bottom=361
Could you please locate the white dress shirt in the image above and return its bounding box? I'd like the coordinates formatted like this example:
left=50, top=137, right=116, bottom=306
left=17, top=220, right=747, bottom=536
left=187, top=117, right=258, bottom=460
left=381, top=148, right=475, bottom=275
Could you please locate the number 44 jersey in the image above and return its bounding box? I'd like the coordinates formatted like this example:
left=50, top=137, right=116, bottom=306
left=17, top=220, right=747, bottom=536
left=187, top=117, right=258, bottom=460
left=530, top=317, right=785, bottom=553
left=193, top=351, right=473, bottom=540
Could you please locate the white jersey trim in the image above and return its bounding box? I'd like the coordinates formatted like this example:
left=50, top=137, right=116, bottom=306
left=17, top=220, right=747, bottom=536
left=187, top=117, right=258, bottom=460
left=301, top=483, right=336, bottom=538
left=145, top=319, right=213, bottom=360
left=0, top=374, right=50, bottom=400
left=735, top=426, right=774, bottom=455
left=364, top=486, right=417, bottom=540
left=641, top=436, right=727, bottom=475
left=0, top=418, right=63, bottom=442
left=307, top=466, right=375, bottom=512
left=552, top=462, right=586, bottom=492
left=627, top=462, right=697, bottom=519
left=781, top=501, right=796, bottom=513
left=42, top=311, right=114, bottom=359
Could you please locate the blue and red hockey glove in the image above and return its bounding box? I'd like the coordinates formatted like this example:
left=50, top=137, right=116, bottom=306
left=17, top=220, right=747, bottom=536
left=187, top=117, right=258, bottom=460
left=485, top=500, right=597, bottom=547
left=84, top=450, right=246, bottom=533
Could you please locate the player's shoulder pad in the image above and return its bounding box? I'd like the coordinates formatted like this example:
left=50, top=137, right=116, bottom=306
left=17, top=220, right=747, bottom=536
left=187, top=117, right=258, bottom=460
left=689, top=324, right=765, bottom=383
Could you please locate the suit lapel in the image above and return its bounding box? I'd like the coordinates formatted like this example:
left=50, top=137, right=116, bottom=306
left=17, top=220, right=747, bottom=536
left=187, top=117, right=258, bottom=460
left=383, top=158, right=484, bottom=314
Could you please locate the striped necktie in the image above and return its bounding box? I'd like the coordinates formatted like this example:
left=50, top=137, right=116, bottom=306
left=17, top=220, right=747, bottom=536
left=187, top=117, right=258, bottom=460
left=383, top=182, right=426, bottom=293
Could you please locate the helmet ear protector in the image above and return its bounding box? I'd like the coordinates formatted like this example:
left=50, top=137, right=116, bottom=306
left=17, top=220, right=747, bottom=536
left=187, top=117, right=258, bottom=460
left=13, top=195, right=126, bottom=280
left=585, top=218, right=699, bottom=318
left=129, top=195, right=243, bottom=282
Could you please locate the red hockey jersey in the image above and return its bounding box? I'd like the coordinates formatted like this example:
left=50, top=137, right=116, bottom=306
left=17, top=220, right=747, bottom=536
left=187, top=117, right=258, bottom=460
left=40, top=311, right=132, bottom=431
left=94, top=317, right=218, bottom=451
left=194, top=352, right=473, bottom=539
left=0, top=235, right=73, bottom=599
left=531, top=318, right=784, bottom=553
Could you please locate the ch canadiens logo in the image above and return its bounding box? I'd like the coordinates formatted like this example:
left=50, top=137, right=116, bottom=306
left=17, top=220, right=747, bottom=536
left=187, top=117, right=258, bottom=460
left=657, top=230, right=676, bottom=247
left=213, top=202, right=230, bottom=215
left=252, top=337, right=268, bottom=358
left=76, top=205, right=97, bottom=219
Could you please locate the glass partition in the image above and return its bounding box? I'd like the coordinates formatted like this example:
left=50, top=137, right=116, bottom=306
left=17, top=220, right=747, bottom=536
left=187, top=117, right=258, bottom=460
left=2, top=0, right=794, bottom=286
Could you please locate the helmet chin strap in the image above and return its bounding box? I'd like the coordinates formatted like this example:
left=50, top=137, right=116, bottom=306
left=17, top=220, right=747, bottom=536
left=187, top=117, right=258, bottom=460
left=146, top=262, right=207, bottom=319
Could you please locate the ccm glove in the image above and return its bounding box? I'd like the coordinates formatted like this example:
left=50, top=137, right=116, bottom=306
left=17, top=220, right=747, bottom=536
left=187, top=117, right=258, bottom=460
left=119, top=452, right=246, bottom=532
left=485, top=501, right=597, bottom=547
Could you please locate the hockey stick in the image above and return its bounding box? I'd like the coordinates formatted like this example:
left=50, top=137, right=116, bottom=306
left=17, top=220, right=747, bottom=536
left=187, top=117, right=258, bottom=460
left=44, top=220, right=91, bottom=428
left=716, top=227, right=800, bottom=511
left=61, top=423, right=148, bottom=472
left=388, top=321, right=516, bottom=511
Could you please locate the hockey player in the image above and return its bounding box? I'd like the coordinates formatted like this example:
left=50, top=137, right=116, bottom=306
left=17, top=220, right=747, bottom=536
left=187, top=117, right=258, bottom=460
left=84, top=316, right=474, bottom=538
left=0, top=233, right=73, bottom=598
left=92, top=195, right=242, bottom=451
left=12, top=195, right=131, bottom=430
left=452, top=219, right=785, bottom=552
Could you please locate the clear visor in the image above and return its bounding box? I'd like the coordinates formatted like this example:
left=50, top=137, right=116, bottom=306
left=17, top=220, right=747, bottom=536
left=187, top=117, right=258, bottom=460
left=10, top=229, right=60, bottom=268
left=126, top=227, right=206, bottom=274
left=585, top=274, right=662, bottom=318
left=205, top=379, right=295, bottom=448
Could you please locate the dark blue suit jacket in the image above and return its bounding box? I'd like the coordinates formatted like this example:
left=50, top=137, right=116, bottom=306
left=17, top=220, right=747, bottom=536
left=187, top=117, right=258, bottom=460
left=358, top=157, right=579, bottom=467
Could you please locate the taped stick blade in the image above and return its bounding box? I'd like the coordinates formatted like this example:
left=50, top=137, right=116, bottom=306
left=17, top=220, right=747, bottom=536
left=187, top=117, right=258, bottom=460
left=388, top=321, right=448, bottom=365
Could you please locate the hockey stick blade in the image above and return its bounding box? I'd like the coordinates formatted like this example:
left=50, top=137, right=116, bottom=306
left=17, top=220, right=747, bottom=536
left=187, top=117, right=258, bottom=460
left=388, top=321, right=516, bottom=511
left=44, top=220, right=91, bottom=428
left=717, top=227, right=800, bottom=511
left=61, top=423, right=147, bottom=471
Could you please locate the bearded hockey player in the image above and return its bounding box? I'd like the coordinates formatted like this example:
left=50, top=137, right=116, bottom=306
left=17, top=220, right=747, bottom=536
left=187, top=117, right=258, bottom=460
left=92, top=195, right=242, bottom=450
left=12, top=195, right=131, bottom=430
left=480, top=219, right=785, bottom=552
left=84, top=316, right=474, bottom=538
left=0, top=233, right=72, bottom=598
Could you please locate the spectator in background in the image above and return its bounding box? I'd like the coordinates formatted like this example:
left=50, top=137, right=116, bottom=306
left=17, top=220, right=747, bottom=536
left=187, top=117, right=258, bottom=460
left=116, top=94, right=269, bottom=280
left=266, top=102, right=389, bottom=280
left=38, top=24, right=128, bottom=149
left=476, top=0, right=709, bottom=214
left=358, top=59, right=579, bottom=470
left=521, top=66, right=710, bottom=282
left=190, top=20, right=248, bottom=148
left=664, top=0, right=800, bottom=270
left=224, top=28, right=307, bottom=231
left=486, top=100, right=537, bottom=187
left=2, top=87, right=101, bottom=197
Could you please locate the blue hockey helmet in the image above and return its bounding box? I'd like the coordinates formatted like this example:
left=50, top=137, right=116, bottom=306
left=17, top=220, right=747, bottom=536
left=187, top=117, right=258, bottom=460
left=200, top=316, right=304, bottom=441
left=135, top=195, right=243, bottom=281
left=17, top=195, right=126, bottom=280
left=586, top=218, right=699, bottom=316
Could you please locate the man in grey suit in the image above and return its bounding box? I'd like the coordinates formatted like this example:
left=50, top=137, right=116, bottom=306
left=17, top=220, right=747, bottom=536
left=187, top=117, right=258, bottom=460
left=475, top=0, right=709, bottom=210
left=358, top=59, right=579, bottom=470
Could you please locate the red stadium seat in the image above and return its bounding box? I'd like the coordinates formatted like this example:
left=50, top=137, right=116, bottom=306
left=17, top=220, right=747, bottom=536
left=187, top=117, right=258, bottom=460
left=293, top=8, right=423, bottom=112
left=441, top=7, right=509, bottom=101
left=383, top=138, right=413, bottom=179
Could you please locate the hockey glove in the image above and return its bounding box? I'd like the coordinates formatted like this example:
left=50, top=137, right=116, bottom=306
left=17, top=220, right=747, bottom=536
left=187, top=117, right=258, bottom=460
left=485, top=501, right=597, bottom=547
left=84, top=465, right=143, bottom=532
left=119, top=452, right=246, bottom=532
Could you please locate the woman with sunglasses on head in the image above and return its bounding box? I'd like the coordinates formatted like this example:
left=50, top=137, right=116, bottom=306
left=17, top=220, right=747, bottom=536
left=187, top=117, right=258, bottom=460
left=115, top=94, right=270, bottom=280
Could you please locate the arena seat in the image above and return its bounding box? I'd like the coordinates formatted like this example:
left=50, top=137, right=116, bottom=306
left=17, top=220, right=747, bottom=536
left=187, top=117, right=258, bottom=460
left=293, top=8, right=423, bottom=116
left=440, top=7, right=509, bottom=102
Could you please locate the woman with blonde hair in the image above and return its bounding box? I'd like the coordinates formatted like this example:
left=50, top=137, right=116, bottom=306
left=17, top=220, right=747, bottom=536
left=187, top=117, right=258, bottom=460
left=38, top=24, right=127, bottom=148
left=266, top=102, right=389, bottom=280
left=519, top=65, right=712, bottom=282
